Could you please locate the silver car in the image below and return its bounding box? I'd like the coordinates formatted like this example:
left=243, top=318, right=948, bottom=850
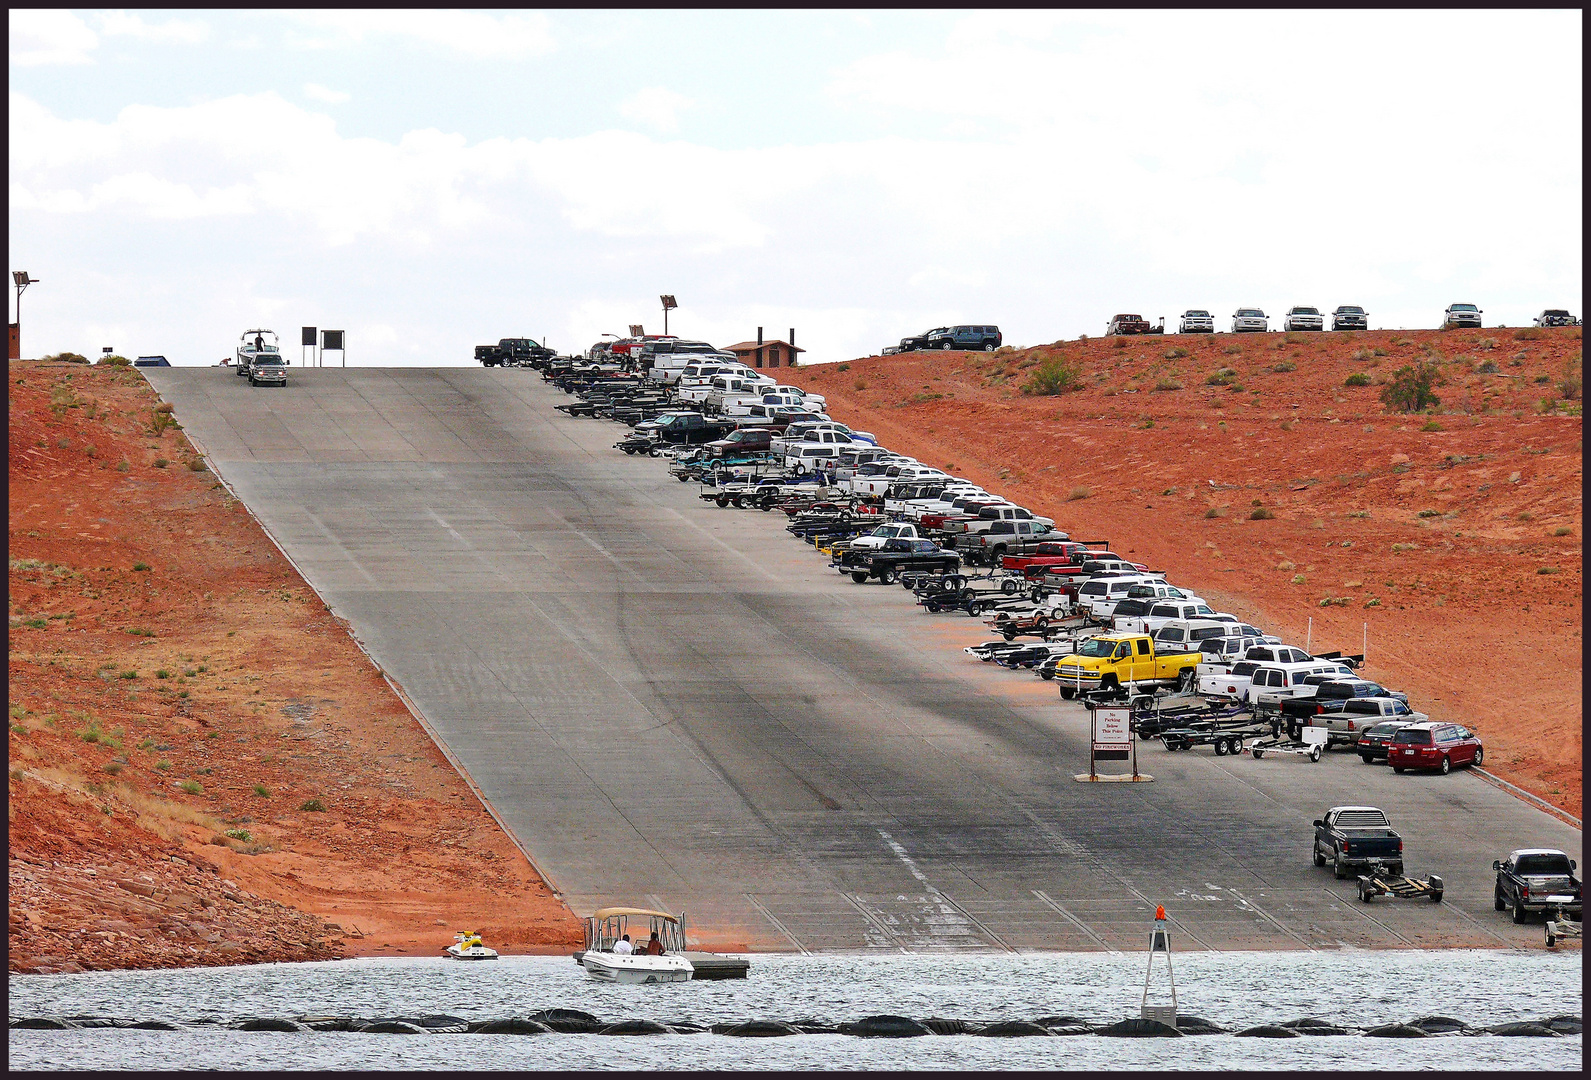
left=1442, top=303, right=1482, bottom=329
left=1282, top=306, right=1324, bottom=332
left=1178, top=309, right=1215, bottom=333
left=1331, top=305, right=1369, bottom=331
left=1231, top=308, right=1268, bottom=333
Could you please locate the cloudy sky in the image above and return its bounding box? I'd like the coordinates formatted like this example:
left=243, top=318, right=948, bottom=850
left=9, top=8, right=1583, bottom=365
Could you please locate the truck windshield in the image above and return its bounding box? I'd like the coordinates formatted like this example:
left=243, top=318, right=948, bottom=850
left=1075, top=639, right=1117, bottom=658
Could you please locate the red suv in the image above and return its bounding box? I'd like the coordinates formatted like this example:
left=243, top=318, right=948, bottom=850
left=1390, top=722, right=1483, bottom=775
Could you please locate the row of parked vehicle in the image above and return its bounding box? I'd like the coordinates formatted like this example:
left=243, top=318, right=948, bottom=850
left=871, top=306, right=1581, bottom=354
left=535, top=344, right=1578, bottom=933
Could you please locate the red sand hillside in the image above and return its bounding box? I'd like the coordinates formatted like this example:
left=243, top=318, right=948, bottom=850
left=784, top=327, right=1582, bottom=818
left=8, top=360, right=583, bottom=973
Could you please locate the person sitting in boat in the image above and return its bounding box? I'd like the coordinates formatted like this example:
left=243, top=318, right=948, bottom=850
left=645, top=932, right=665, bottom=955
left=612, top=933, right=633, bottom=955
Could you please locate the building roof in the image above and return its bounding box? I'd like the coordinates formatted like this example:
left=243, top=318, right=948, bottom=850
left=725, top=340, right=805, bottom=354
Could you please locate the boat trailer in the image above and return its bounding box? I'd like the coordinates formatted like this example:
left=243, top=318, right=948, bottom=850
left=1355, top=862, right=1444, bottom=904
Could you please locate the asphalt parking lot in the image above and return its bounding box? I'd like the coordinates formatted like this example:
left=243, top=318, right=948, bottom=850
left=147, top=367, right=1581, bottom=952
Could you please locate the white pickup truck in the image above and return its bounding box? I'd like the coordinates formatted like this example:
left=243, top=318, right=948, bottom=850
left=1196, top=643, right=1312, bottom=699
left=842, top=522, right=929, bottom=553
left=1109, top=598, right=1215, bottom=636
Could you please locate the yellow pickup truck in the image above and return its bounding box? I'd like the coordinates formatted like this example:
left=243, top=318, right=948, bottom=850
left=1052, top=634, right=1203, bottom=699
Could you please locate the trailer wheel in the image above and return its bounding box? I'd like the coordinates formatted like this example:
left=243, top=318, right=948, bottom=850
left=1041, top=670, right=1054, bottom=681
left=1002, top=630, right=1016, bottom=642
left=649, top=448, right=661, bottom=458
left=759, top=498, right=774, bottom=511
left=967, top=601, right=984, bottom=617
left=716, top=495, right=730, bottom=507
left=1430, top=890, right=1443, bottom=904
left=1001, top=578, right=1018, bottom=595
left=1034, top=617, right=1049, bottom=631
left=1359, top=884, right=1373, bottom=904
left=1213, top=738, right=1228, bottom=756
left=1252, top=748, right=1264, bottom=759
left=1309, top=745, right=1323, bottom=763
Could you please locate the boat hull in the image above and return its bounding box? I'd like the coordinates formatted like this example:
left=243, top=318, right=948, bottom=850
left=580, top=952, right=693, bottom=984
left=444, top=945, right=499, bottom=960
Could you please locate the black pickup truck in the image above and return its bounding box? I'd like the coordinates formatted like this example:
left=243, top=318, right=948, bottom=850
left=1313, top=806, right=1403, bottom=879
left=1494, top=849, right=1581, bottom=922
left=477, top=337, right=555, bottom=367
left=1263, top=676, right=1400, bottom=737
left=839, top=537, right=960, bottom=585
left=632, top=412, right=741, bottom=446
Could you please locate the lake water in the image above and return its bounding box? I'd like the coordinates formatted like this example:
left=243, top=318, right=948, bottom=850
left=9, top=951, right=1581, bottom=1070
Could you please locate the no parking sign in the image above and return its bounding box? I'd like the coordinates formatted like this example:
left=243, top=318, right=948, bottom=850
left=1076, top=702, right=1150, bottom=783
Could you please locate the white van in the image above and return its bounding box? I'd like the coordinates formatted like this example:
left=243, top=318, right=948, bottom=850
left=784, top=444, right=843, bottom=471
left=1076, top=574, right=1161, bottom=618
left=1149, top=618, right=1235, bottom=652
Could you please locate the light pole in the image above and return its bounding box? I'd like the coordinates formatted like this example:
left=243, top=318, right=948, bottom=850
left=13, top=271, right=39, bottom=359
left=660, top=294, right=677, bottom=336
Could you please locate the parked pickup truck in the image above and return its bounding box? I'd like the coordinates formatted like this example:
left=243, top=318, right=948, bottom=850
left=1258, top=676, right=1407, bottom=735
left=1001, top=541, right=1092, bottom=577
left=1105, top=314, right=1164, bottom=336
left=1308, top=697, right=1427, bottom=749
left=939, top=503, right=1055, bottom=536
left=837, top=537, right=960, bottom=585
left=1494, top=849, right=1581, bottom=922
left=838, top=522, right=928, bottom=554
left=960, top=519, right=1065, bottom=565
left=1051, top=634, right=1202, bottom=699
left=1313, top=806, right=1404, bottom=879
left=918, top=496, right=1013, bottom=531
left=704, top=426, right=775, bottom=456
left=632, top=412, right=741, bottom=445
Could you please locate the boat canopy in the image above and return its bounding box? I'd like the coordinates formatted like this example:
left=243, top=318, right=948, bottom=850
left=591, top=907, right=679, bottom=923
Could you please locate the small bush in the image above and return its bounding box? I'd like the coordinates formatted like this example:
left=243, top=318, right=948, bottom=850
left=1290, top=573, right=1306, bottom=584
left=836, top=364, right=849, bottom=372
left=1534, top=373, right=1552, bottom=384
left=152, top=458, right=169, bottom=468
left=119, top=670, right=138, bottom=680
left=1204, top=506, right=1227, bottom=519
left=133, top=562, right=150, bottom=571
left=1153, top=377, right=1183, bottom=392
left=299, top=798, right=327, bottom=812
left=1222, top=343, right=1242, bottom=355
left=225, top=828, right=252, bottom=842
left=155, top=669, right=171, bottom=679
left=252, top=784, right=271, bottom=798
left=1379, top=361, right=1443, bottom=412
left=1344, top=372, right=1371, bottom=387
left=1272, top=361, right=1296, bottom=373
left=1417, top=509, right=1441, bottom=518
left=1553, top=526, right=1573, bottom=537
left=102, top=762, right=123, bottom=775
left=1022, top=356, right=1084, bottom=395
left=187, top=458, right=207, bottom=472
left=1513, top=327, right=1542, bottom=341
left=116, top=459, right=131, bottom=472
left=1067, top=486, right=1091, bottom=501
left=1112, top=337, right=1128, bottom=349
left=1477, top=359, right=1498, bottom=374
left=1420, top=420, right=1443, bottom=432
left=1477, top=337, right=1499, bottom=350
left=46, top=352, right=91, bottom=364
left=179, top=780, right=204, bottom=795
left=1558, top=357, right=1581, bottom=400
left=1249, top=506, right=1275, bottom=520
left=1164, top=346, right=1189, bottom=359
left=156, top=759, right=172, bottom=770
left=1391, top=543, right=1420, bottom=553
left=1537, top=566, right=1561, bottom=575
left=1364, top=598, right=1381, bottom=608
left=1206, top=368, right=1237, bottom=386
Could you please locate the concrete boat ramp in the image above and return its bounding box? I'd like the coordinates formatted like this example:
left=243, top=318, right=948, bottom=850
left=146, top=367, right=1580, bottom=952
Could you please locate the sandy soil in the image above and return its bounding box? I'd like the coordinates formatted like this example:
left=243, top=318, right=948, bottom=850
left=785, top=327, right=1582, bottom=819
left=8, top=360, right=583, bottom=973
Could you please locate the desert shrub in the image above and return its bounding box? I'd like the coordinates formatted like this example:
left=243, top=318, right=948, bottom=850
left=1249, top=506, right=1275, bottom=520
left=152, top=458, right=169, bottom=468
left=116, top=459, right=131, bottom=472
left=225, top=828, right=252, bottom=842
left=1204, top=506, right=1227, bottom=519
left=179, top=779, right=204, bottom=795
left=252, top=784, right=271, bottom=797
left=1112, top=337, right=1127, bottom=349
left=1067, top=486, right=1091, bottom=501
left=44, top=352, right=90, bottom=364
left=1537, top=566, right=1561, bottom=575
left=1152, top=377, right=1183, bottom=392
left=187, top=458, right=207, bottom=472
left=1164, top=346, right=1189, bottom=359
left=1534, top=373, right=1552, bottom=384
left=1206, top=368, right=1237, bottom=386
left=95, top=354, right=130, bottom=366
left=1344, top=372, right=1371, bottom=387
left=1417, top=509, right=1441, bottom=518
left=1420, top=420, right=1443, bottom=432
left=299, top=798, right=327, bottom=812
left=1272, top=361, right=1297, bottom=373
left=1379, top=361, right=1443, bottom=412
left=1477, top=337, right=1498, bottom=350
left=1023, top=355, right=1084, bottom=395
left=133, top=562, right=150, bottom=571
left=1477, top=359, right=1498, bottom=373
left=836, top=363, right=849, bottom=372
left=1513, top=327, right=1542, bottom=341
left=1222, top=344, right=1242, bottom=355
left=1558, top=356, right=1581, bottom=400
left=1553, top=526, right=1573, bottom=537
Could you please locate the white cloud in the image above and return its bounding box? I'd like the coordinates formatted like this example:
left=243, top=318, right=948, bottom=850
left=304, top=83, right=352, bottom=104
left=617, top=88, right=693, bottom=134
left=267, top=10, right=554, bottom=57
left=97, top=10, right=208, bottom=45
left=9, top=10, right=98, bottom=66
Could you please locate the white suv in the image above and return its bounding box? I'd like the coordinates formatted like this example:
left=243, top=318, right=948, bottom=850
left=1178, top=310, right=1215, bottom=333
left=1442, top=303, right=1482, bottom=329
left=1282, top=306, right=1324, bottom=332
left=1231, top=308, right=1268, bottom=333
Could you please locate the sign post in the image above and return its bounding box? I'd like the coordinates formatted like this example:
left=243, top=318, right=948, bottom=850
left=301, top=326, right=317, bottom=367
left=321, top=329, right=345, bottom=367
left=1074, top=702, right=1152, bottom=783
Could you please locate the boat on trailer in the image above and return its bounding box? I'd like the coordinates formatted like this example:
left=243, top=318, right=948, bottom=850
left=577, top=908, right=694, bottom=984
left=235, top=329, right=283, bottom=376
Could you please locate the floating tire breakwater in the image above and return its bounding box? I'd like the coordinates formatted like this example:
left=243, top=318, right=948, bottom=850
left=10, top=1011, right=1581, bottom=1038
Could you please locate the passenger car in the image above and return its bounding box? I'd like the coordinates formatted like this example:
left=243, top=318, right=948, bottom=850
left=1330, top=305, right=1368, bottom=331
left=1178, top=310, right=1215, bottom=334
left=1533, top=309, right=1579, bottom=327
left=925, top=325, right=1003, bottom=351
left=1441, top=303, right=1483, bottom=329
left=1389, top=722, right=1483, bottom=774
left=1281, top=306, right=1324, bottom=332
left=1494, top=849, right=1581, bottom=922
left=1231, top=308, right=1268, bottom=333
left=1355, top=719, right=1418, bottom=763
left=133, top=355, right=171, bottom=367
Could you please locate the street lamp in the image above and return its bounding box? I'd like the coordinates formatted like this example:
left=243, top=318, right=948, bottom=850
left=660, top=294, right=677, bottom=336
left=12, top=271, right=38, bottom=359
